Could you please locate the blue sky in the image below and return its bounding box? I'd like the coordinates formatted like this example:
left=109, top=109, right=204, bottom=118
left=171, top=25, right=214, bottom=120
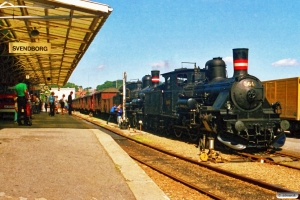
left=69, top=0, right=300, bottom=89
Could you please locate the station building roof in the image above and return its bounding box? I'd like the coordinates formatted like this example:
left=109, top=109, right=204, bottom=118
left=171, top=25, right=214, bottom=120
left=0, top=0, right=112, bottom=88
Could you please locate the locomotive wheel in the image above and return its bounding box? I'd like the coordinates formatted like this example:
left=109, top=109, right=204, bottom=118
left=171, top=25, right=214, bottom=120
left=189, top=129, right=199, bottom=142
left=165, top=126, right=172, bottom=136
left=164, top=121, right=173, bottom=136
left=174, top=129, right=182, bottom=138
left=157, top=126, right=165, bottom=135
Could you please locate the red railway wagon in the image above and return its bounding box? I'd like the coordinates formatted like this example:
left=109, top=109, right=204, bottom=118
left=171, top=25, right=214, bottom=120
left=73, top=87, right=119, bottom=115
left=72, top=96, right=81, bottom=111
left=97, top=88, right=119, bottom=113
left=82, top=95, right=90, bottom=112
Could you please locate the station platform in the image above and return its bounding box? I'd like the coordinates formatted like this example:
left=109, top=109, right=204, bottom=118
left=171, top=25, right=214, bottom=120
left=0, top=112, right=169, bottom=200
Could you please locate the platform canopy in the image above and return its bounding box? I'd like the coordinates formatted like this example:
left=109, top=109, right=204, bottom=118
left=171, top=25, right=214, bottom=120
left=0, top=0, right=112, bottom=88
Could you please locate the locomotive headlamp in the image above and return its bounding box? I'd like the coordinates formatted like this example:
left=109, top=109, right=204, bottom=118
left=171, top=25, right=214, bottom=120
left=235, top=121, right=245, bottom=132
left=226, top=101, right=232, bottom=110
left=280, top=120, right=290, bottom=131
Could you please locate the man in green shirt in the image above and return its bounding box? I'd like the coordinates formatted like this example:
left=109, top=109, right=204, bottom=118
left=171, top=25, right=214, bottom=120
left=15, top=77, right=29, bottom=125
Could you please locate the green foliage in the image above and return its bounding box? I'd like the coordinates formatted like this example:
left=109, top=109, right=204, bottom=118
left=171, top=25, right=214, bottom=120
left=96, top=80, right=123, bottom=91
left=40, top=89, right=50, bottom=102
left=61, top=82, right=79, bottom=92
left=60, top=80, right=123, bottom=93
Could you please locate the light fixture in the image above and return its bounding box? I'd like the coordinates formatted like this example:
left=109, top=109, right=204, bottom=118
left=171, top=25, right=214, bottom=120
left=31, top=29, right=39, bottom=37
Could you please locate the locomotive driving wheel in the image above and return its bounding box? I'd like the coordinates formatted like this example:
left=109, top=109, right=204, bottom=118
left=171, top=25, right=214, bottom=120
left=163, top=120, right=173, bottom=136
left=174, top=129, right=182, bottom=138
left=189, top=129, right=199, bottom=142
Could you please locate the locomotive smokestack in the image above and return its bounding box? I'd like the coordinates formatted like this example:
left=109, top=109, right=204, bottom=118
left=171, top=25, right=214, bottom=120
left=233, top=48, right=248, bottom=77
left=151, top=70, right=160, bottom=87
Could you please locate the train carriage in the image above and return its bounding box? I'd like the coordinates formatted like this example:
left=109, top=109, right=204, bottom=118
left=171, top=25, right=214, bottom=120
left=72, top=97, right=80, bottom=111
left=262, top=77, right=300, bottom=135
left=93, top=91, right=102, bottom=113
left=87, top=94, right=94, bottom=112
left=99, top=88, right=119, bottom=114
left=82, top=95, right=89, bottom=112
left=78, top=96, right=84, bottom=111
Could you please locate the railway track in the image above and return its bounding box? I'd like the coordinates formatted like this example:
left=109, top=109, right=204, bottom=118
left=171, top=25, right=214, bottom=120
left=236, top=151, right=300, bottom=171
left=74, top=112, right=300, bottom=199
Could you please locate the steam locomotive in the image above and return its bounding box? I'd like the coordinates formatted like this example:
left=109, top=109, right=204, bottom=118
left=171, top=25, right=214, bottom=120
left=121, top=48, right=289, bottom=151
left=73, top=48, right=289, bottom=151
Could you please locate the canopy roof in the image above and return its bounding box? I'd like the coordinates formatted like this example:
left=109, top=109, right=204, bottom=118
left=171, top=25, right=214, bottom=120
left=0, top=0, right=112, bottom=87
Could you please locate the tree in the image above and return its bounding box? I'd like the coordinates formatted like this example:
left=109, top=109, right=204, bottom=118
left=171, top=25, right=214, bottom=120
left=96, top=80, right=123, bottom=91
left=61, top=82, right=79, bottom=92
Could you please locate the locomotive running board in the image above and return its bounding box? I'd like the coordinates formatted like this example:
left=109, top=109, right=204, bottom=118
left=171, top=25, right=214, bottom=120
left=217, top=134, right=247, bottom=150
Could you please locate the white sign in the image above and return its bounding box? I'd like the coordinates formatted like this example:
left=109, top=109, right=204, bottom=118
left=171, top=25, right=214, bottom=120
left=9, top=42, right=51, bottom=54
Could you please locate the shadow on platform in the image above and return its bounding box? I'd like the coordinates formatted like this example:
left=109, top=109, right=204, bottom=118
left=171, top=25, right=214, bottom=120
left=0, top=112, right=95, bottom=129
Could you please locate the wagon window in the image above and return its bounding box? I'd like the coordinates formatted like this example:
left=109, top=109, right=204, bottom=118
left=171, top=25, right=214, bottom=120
left=177, top=73, right=187, bottom=87
left=166, top=77, right=171, bottom=89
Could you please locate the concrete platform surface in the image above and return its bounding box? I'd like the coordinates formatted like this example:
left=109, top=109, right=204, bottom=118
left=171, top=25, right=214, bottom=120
left=0, top=113, right=168, bottom=200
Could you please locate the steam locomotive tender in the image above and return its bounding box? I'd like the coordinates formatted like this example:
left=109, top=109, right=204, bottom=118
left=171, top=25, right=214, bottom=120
left=129, top=48, right=289, bottom=151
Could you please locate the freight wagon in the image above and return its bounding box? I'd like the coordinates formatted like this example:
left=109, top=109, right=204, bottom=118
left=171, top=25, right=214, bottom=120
left=72, top=87, right=119, bottom=118
left=262, top=77, right=300, bottom=135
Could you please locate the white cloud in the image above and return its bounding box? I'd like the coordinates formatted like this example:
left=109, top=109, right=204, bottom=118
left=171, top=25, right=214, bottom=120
left=271, top=58, right=300, bottom=66
left=222, top=56, right=233, bottom=64
left=151, top=61, right=169, bottom=69
left=97, top=65, right=105, bottom=69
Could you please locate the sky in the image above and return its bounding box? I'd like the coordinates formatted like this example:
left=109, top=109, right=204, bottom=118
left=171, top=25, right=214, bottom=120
left=69, top=0, right=300, bottom=89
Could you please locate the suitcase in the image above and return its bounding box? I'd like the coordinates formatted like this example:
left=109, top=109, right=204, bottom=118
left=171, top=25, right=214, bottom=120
left=26, top=103, right=32, bottom=126
left=21, top=103, right=32, bottom=126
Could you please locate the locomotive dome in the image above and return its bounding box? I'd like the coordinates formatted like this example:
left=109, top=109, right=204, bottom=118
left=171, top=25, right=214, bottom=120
left=205, top=57, right=227, bottom=81
left=142, top=75, right=152, bottom=88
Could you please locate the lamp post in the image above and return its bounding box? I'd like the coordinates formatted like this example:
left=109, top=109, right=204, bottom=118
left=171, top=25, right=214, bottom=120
left=122, top=72, right=126, bottom=122
left=121, top=72, right=128, bottom=129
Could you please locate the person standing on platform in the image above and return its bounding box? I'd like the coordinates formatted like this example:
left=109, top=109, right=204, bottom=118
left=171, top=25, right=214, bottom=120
left=116, top=104, right=123, bottom=127
left=107, top=104, right=117, bottom=124
left=15, top=77, right=28, bottom=125
left=68, top=91, right=73, bottom=115
left=60, top=94, right=66, bottom=115
left=14, top=97, right=18, bottom=124
left=34, top=93, right=40, bottom=114
left=44, top=96, right=48, bottom=113
left=55, top=96, right=59, bottom=114
left=48, top=92, right=56, bottom=116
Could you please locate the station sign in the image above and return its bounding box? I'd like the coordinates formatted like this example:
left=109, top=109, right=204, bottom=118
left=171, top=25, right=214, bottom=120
left=9, top=42, right=51, bottom=54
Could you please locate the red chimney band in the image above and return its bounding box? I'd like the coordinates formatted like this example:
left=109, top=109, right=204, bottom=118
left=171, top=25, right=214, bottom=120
left=152, top=76, right=159, bottom=82
left=234, top=59, right=248, bottom=70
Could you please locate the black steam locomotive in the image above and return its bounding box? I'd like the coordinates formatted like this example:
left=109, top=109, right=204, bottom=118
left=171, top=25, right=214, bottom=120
left=121, top=48, right=289, bottom=151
